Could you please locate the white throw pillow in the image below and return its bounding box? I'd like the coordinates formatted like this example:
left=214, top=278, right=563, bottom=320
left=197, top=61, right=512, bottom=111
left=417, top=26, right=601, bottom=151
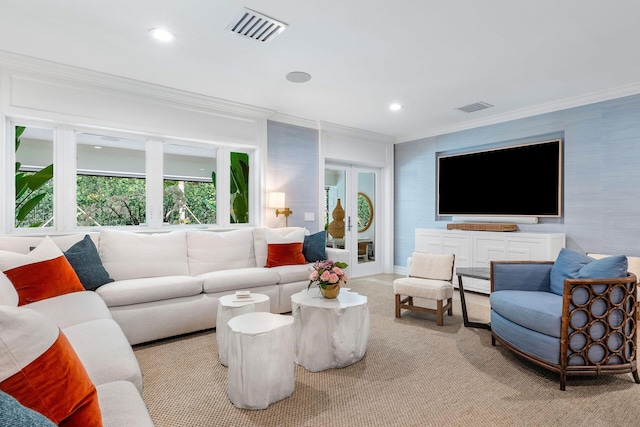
left=0, top=272, right=18, bottom=307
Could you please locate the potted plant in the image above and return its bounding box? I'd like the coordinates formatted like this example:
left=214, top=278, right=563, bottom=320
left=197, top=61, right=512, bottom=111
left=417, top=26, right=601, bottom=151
left=308, top=260, right=348, bottom=299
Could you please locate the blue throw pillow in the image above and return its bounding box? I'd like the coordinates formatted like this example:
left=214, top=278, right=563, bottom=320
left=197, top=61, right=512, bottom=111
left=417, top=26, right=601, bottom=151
left=577, top=255, right=628, bottom=279
left=0, top=390, right=56, bottom=426
left=302, top=231, right=327, bottom=262
left=550, top=248, right=628, bottom=295
left=64, top=235, right=114, bottom=291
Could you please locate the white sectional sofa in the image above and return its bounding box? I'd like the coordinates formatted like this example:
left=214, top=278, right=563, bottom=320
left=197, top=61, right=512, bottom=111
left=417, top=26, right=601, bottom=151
left=0, top=226, right=347, bottom=426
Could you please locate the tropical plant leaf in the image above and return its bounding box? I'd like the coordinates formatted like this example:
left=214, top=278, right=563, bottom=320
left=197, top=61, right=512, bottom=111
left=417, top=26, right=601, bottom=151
left=15, top=174, right=29, bottom=200
left=26, top=164, right=54, bottom=191
left=15, top=126, right=25, bottom=151
left=15, top=161, right=21, bottom=173
left=17, top=193, right=46, bottom=222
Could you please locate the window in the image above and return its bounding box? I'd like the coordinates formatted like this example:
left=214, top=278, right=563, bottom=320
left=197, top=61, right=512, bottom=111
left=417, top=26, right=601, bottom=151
left=14, top=126, right=54, bottom=228
left=76, top=133, right=146, bottom=226
left=163, top=143, right=217, bottom=225
left=229, top=151, right=249, bottom=224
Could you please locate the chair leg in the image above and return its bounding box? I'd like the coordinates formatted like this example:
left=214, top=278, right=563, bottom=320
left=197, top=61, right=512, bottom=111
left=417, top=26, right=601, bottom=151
left=395, top=294, right=401, bottom=318
left=447, top=297, right=453, bottom=316
left=632, top=369, right=640, bottom=384
left=436, top=299, right=444, bottom=326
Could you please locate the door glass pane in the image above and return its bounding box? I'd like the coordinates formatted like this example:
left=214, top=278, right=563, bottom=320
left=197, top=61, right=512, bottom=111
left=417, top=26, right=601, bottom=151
left=14, top=126, right=54, bottom=228
left=325, top=168, right=346, bottom=248
left=230, top=152, right=249, bottom=224
left=76, top=133, right=146, bottom=226
left=163, top=143, right=217, bottom=225
left=357, top=172, right=375, bottom=263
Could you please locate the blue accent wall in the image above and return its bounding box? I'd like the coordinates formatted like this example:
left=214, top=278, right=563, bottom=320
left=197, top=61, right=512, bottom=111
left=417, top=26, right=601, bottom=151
left=394, top=94, right=640, bottom=266
left=267, top=121, right=320, bottom=232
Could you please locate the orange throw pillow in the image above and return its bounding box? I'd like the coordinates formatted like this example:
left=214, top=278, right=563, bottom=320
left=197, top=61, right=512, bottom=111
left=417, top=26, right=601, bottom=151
left=265, top=242, right=307, bottom=267
left=0, top=236, right=84, bottom=306
left=0, top=306, right=102, bottom=426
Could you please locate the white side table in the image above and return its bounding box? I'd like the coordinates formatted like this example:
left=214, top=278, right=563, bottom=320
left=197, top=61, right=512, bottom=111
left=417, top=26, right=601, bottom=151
left=216, top=293, right=270, bottom=366
left=291, top=288, right=370, bottom=372
left=227, top=312, right=295, bottom=410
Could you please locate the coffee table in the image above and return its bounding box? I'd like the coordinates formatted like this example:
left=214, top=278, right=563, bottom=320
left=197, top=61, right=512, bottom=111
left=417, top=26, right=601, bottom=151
left=216, top=293, right=270, bottom=366
left=290, top=288, right=370, bottom=372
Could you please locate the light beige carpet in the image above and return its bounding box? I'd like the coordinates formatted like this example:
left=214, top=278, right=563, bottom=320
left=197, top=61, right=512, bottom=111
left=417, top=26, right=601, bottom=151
left=134, top=276, right=640, bottom=427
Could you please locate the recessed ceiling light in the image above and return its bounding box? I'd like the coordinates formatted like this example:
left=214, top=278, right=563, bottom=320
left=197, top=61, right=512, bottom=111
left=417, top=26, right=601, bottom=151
left=390, top=103, right=402, bottom=111
left=286, top=71, right=311, bottom=83
left=149, top=28, right=176, bottom=42
left=94, top=146, right=102, bottom=149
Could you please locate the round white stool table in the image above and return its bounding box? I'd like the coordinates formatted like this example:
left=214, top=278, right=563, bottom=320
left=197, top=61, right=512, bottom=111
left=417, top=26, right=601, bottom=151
left=216, top=293, right=270, bottom=367
left=227, top=312, right=295, bottom=410
left=291, top=288, right=370, bottom=372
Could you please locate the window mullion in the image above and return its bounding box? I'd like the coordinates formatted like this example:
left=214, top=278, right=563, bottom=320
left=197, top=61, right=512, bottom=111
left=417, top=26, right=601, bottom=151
left=146, top=139, right=164, bottom=229
left=217, top=147, right=231, bottom=227
left=56, top=126, right=77, bottom=232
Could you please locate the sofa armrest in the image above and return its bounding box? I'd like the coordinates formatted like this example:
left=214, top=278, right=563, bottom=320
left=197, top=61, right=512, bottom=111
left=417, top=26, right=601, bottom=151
left=491, top=261, right=554, bottom=292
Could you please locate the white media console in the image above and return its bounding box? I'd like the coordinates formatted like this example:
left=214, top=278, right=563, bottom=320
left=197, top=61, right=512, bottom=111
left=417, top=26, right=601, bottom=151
left=415, top=228, right=566, bottom=294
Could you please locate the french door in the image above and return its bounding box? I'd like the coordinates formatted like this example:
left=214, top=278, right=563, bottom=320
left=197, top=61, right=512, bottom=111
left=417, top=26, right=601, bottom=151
left=324, top=164, right=381, bottom=278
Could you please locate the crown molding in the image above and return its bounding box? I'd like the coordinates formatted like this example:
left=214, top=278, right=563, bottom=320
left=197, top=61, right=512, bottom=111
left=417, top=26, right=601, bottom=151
left=268, top=113, right=318, bottom=130
left=396, top=82, right=640, bottom=144
left=319, top=121, right=395, bottom=145
left=0, top=50, right=275, bottom=120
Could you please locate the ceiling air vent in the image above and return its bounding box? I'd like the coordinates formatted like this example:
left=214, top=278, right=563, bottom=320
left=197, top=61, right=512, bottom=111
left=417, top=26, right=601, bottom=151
left=456, top=102, right=493, bottom=113
left=226, top=8, right=288, bottom=42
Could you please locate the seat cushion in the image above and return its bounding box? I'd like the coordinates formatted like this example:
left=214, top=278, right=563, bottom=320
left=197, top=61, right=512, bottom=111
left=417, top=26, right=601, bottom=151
left=272, top=263, right=313, bottom=284
left=491, top=310, right=561, bottom=364
left=199, top=268, right=280, bottom=293
left=393, top=277, right=454, bottom=300
left=96, top=381, right=154, bottom=427
left=490, top=290, right=563, bottom=338
left=62, top=319, right=143, bottom=393
left=96, top=276, right=203, bottom=307
left=27, top=291, right=112, bottom=328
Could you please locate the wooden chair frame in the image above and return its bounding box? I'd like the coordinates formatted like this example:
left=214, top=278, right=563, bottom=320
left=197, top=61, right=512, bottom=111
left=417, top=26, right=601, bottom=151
left=395, top=255, right=455, bottom=326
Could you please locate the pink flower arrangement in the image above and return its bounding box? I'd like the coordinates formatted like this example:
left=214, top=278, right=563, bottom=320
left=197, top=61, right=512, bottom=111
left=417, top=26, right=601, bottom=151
left=308, top=260, right=349, bottom=290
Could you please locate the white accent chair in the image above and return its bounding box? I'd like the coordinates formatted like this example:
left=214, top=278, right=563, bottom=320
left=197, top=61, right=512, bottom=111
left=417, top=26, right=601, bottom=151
left=393, top=252, right=455, bottom=326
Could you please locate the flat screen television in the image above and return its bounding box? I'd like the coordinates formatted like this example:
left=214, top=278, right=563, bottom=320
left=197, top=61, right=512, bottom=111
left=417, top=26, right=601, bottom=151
left=437, top=139, right=562, bottom=217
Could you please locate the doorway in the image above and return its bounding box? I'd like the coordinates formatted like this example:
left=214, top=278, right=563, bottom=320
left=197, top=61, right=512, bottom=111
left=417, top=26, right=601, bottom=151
left=324, top=164, right=380, bottom=277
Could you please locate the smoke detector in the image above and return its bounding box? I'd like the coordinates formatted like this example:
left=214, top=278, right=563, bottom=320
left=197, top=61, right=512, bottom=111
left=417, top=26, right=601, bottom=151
left=226, top=8, right=288, bottom=42
left=456, top=102, right=493, bottom=113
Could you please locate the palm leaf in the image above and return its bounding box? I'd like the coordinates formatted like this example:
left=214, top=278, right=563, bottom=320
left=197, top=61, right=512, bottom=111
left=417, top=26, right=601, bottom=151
left=17, top=193, right=46, bottom=222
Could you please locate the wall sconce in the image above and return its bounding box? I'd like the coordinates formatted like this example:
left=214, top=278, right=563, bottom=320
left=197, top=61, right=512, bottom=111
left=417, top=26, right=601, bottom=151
left=269, top=192, right=292, bottom=227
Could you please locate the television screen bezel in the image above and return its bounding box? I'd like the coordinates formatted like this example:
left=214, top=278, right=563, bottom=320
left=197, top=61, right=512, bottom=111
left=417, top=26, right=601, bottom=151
left=437, top=138, right=563, bottom=218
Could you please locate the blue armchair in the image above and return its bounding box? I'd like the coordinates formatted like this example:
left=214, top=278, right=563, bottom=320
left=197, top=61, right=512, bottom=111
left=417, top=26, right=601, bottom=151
left=490, top=249, right=639, bottom=390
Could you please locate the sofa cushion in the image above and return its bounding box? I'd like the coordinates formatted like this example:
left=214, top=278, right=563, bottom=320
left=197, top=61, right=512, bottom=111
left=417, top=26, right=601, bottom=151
left=490, top=290, right=563, bottom=338
left=0, top=306, right=102, bottom=426
left=64, top=235, right=114, bottom=291
left=27, top=291, right=112, bottom=328
left=265, top=242, right=307, bottom=267
left=96, top=381, right=154, bottom=427
left=99, top=229, right=189, bottom=280
left=187, top=229, right=256, bottom=275
left=0, top=272, right=18, bottom=307
left=62, top=319, right=143, bottom=393
left=272, top=264, right=314, bottom=284
left=0, top=236, right=84, bottom=306
left=96, top=276, right=203, bottom=307
left=0, top=390, right=56, bottom=426
left=550, top=248, right=628, bottom=295
left=253, top=227, right=307, bottom=268
left=199, top=267, right=280, bottom=293
left=303, top=231, right=326, bottom=262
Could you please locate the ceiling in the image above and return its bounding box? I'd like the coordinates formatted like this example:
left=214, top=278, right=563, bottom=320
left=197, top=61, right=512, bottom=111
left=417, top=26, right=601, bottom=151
left=1, top=0, right=640, bottom=141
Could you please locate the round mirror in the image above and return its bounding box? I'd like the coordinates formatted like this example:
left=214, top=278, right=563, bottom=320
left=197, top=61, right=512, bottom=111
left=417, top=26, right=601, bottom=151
left=357, top=192, right=373, bottom=232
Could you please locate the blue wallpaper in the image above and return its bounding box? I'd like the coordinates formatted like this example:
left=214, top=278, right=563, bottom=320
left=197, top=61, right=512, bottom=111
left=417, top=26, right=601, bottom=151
left=394, top=94, right=640, bottom=266
left=267, top=121, right=320, bottom=232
